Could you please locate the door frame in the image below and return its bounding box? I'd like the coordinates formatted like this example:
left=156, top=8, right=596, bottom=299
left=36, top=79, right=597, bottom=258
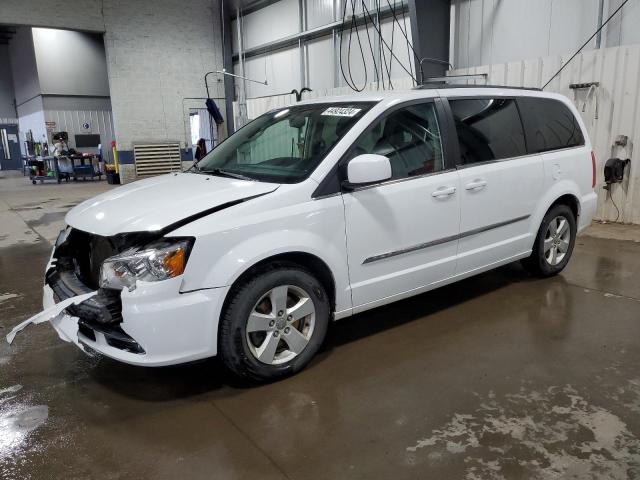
left=312, top=97, right=458, bottom=197
left=437, top=95, right=532, bottom=169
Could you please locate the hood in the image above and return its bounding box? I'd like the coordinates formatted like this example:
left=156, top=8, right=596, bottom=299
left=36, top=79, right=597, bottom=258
left=65, top=172, right=279, bottom=236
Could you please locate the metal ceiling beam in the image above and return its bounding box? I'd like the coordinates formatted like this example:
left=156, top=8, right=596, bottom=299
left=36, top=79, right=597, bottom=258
left=228, top=0, right=282, bottom=19
left=231, top=1, right=409, bottom=62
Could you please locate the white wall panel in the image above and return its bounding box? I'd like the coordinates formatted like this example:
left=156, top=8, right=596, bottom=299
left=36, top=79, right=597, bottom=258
left=335, top=14, right=415, bottom=89
left=548, top=0, right=599, bottom=57
left=234, top=0, right=300, bottom=52
left=379, top=15, right=415, bottom=82
left=307, top=36, right=335, bottom=90
left=307, top=0, right=335, bottom=28
left=237, top=47, right=302, bottom=97
left=44, top=107, right=115, bottom=162
left=452, top=0, right=640, bottom=70
left=233, top=1, right=415, bottom=94
left=612, top=0, right=640, bottom=46
left=451, top=44, right=640, bottom=224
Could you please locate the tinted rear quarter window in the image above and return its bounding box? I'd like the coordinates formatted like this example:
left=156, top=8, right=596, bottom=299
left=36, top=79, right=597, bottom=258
left=449, top=98, right=526, bottom=164
left=517, top=97, right=585, bottom=153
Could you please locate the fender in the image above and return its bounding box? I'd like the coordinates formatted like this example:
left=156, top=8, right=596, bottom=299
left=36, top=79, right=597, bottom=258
left=203, top=231, right=351, bottom=315
left=171, top=192, right=353, bottom=315
left=527, top=179, right=582, bottom=248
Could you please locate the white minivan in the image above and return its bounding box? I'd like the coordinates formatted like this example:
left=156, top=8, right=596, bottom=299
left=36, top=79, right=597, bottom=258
left=38, top=86, right=597, bottom=380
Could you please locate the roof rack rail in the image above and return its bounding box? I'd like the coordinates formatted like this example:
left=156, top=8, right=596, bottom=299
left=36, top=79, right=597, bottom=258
left=414, top=83, right=542, bottom=91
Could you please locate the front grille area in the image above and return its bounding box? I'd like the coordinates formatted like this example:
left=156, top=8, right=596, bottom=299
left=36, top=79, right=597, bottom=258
left=46, top=228, right=154, bottom=326
left=78, top=319, right=145, bottom=354
left=47, top=268, right=123, bottom=325
left=57, top=229, right=119, bottom=289
left=46, top=227, right=159, bottom=354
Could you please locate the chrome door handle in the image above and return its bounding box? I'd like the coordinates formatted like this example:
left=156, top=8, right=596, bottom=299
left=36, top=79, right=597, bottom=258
left=465, top=179, right=487, bottom=190
left=431, top=186, right=456, bottom=198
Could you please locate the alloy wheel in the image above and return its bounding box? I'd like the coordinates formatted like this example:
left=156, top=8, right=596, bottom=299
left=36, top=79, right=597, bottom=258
left=544, top=215, right=571, bottom=266
left=245, top=285, right=316, bottom=365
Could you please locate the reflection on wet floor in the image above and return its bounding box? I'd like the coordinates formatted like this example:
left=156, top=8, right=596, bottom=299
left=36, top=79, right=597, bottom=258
left=0, top=232, right=639, bottom=478
left=0, top=384, right=49, bottom=480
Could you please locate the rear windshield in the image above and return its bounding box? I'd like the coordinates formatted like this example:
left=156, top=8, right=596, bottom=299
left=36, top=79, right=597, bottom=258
left=517, top=97, right=585, bottom=154
left=194, top=103, right=374, bottom=183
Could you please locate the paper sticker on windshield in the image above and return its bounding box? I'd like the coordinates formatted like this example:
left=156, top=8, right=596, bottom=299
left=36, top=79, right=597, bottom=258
left=321, top=107, right=362, bottom=117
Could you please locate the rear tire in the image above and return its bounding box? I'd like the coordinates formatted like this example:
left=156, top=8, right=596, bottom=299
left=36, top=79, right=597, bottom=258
left=219, top=263, right=329, bottom=382
left=522, top=204, right=576, bottom=277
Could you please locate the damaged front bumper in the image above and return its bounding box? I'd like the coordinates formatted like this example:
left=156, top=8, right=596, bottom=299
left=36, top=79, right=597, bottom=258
left=41, top=278, right=226, bottom=367
left=8, top=229, right=228, bottom=367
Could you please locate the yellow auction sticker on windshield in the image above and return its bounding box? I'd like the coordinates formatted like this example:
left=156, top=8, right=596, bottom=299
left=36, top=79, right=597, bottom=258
left=321, top=107, right=362, bottom=117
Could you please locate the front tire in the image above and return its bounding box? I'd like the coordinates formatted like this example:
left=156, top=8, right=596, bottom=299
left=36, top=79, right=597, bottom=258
left=219, top=263, right=330, bottom=382
left=522, top=204, right=576, bottom=277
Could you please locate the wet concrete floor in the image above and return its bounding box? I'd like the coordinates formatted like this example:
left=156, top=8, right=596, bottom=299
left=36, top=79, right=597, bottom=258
left=1, top=173, right=640, bottom=479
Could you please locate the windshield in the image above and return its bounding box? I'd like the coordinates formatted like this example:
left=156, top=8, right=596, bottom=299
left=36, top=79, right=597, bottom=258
left=193, top=102, right=374, bottom=183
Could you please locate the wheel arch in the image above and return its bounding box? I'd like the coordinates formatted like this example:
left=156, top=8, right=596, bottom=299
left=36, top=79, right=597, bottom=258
left=527, top=183, right=582, bottom=251
left=549, top=193, right=580, bottom=220
left=220, top=251, right=337, bottom=324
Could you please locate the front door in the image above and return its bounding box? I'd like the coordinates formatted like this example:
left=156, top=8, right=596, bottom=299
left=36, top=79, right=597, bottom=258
left=342, top=101, right=461, bottom=311
left=446, top=97, right=544, bottom=274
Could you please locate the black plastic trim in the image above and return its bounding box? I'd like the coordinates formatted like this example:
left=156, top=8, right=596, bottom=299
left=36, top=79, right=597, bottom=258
left=46, top=269, right=123, bottom=325
left=415, top=84, right=542, bottom=91
left=78, top=319, right=145, bottom=354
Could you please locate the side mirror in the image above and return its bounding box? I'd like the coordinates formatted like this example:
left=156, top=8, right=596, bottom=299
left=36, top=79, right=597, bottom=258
left=344, top=154, right=392, bottom=189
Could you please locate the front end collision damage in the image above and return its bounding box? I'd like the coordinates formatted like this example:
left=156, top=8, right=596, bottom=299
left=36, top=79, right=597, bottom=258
left=6, top=291, right=97, bottom=345
left=4, top=191, right=264, bottom=363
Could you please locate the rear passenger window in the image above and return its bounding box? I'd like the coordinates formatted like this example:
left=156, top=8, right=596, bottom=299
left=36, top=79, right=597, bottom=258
left=517, top=97, right=585, bottom=153
left=449, top=98, right=526, bottom=164
left=347, top=102, right=444, bottom=180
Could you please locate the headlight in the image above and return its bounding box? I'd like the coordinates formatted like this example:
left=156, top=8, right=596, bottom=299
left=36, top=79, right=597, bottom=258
left=100, top=238, right=193, bottom=291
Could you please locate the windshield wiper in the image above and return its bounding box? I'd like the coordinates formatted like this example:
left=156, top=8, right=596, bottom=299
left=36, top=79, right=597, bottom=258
left=202, top=168, right=254, bottom=181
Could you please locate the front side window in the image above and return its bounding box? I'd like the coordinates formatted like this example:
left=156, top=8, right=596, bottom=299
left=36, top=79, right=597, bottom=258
left=449, top=98, right=526, bottom=164
left=194, top=103, right=373, bottom=183
left=346, top=102, right=445, bottom=180
left=517, top=97, right=585, bottom=153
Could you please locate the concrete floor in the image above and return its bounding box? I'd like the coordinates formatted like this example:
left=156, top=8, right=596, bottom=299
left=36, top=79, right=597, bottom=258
left=1, top=171, right=639, bottom=479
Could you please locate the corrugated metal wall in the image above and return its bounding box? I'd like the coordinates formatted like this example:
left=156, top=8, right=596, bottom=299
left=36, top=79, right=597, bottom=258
left=44, top=108, right=115, bottom=163
left=232, top=0, right=416, bottom=97
left=451, top=44, right=640, bottom=224
left=451, top=0, right=640, bottom=70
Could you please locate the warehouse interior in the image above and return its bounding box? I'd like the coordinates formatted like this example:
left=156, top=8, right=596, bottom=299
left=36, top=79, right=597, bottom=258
left=1, top=0, right=640, bottom=478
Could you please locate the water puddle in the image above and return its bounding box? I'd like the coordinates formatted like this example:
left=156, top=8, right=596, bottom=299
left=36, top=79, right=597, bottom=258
left=0, top=386, right=49, bottom=462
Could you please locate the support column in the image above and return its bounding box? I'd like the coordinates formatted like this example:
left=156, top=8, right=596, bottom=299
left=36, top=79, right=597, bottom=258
left=221, top=0, right=235, bottom=134
left=407, top=0, right=451, bottom=82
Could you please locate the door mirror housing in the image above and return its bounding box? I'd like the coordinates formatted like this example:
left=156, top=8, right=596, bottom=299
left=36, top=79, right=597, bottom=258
left=344, top=154, right=392, bottom=189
